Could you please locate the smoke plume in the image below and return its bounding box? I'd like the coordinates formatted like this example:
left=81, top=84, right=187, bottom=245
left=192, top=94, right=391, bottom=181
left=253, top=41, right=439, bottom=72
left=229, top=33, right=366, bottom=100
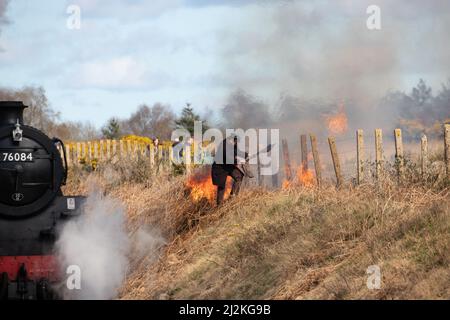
left=0, top=0, right=9, bottom=52
left=216, top=0, right=450, bottom=136
left=0, top=0, right=9, bottom=31
left=221, top=89, right=273, bottom=129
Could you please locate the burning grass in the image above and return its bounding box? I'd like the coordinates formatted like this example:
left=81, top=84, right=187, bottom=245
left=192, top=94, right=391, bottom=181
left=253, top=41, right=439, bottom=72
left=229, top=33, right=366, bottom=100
left=120, top=181, right=449, bottom=300
left=282, top=164, right=315, bottom=189
left=64, top=159, right=450, bottom=300
left=185, top=166, right=232, bottom=205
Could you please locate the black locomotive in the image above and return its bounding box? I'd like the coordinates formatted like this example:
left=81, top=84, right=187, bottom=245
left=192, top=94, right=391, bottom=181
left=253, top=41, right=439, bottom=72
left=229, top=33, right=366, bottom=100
left=0, top=101, right=84, bottom=300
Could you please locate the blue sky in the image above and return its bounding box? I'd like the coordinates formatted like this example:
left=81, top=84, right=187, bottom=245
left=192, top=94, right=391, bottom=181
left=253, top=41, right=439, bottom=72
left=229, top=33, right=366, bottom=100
left=1, top=0, right=449, bottom=127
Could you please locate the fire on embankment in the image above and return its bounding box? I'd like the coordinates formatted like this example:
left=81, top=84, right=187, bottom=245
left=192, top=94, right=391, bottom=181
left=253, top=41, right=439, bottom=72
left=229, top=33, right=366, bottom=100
left=185, top=167, right=232, bottom=205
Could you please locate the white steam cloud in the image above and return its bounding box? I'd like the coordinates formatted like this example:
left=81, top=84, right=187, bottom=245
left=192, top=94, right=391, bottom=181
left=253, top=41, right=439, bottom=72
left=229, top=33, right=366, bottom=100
left=56, top=191, right=129, bottom=300
left=56, top=190, right=165, bottom=300
left=131, top=226, right=166, bottom=263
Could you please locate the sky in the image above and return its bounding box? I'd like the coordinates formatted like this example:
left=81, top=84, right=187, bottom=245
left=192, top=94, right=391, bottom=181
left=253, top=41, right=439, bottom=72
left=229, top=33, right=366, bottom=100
left=0, top=0, right=449, bottom=127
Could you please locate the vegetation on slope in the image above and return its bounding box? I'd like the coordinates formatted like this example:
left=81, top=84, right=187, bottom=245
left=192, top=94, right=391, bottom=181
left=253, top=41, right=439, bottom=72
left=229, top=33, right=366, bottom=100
left=121, top=183, right=449, bottom=299
left=64, top=157, right=449, bottom=300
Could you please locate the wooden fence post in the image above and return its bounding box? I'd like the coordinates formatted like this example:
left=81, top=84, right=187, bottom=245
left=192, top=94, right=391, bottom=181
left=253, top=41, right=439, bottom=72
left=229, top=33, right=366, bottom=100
left=421, top=134, right=428, bottom=179
left=139, top=142, right=143, bottom=158
left=158, top=145, right=163, bottom=171
left=300, top=134, right=308, bottom=170
left=158, top=145, right=163, bottom=163
left=112, top=140, right=117, bottom=158
left=445, top=124, right=450, bottom=179
left=310, top=134, right=322, bottom=187
left=271, top=145, right=279, bottom=187
left=73, top=143, right=77, bottom=165
left=76, top=143, right=81, bottom=165
left=166, top=146, right=172, bottom=170
left=66, top=144, right=71, bottom=166
left=356, top=129, right=364, bottom=185
left=282, top=139, right=292, bottom=181
left=72, top=143, right=79, bottom=165
left=94, top=142, right=98, bottom=160
left=87, top=141, right=92, bottom=161
left=136, top=143, right=140, bottom=159
left=69, top=144, right=74, bottom=165
left=328, top=137, right=343, bottom=187
left=158, top=145, right=163, bottom=159
left=394, top=129, right=404, bottom=182
left=168, top=145, right=174, bottom=167
left=99, top=140, right=105, bottom=161
left=133, top=141, right=138, bottom=159
left=73, top=145, right=77, bottom=166
left=149, top=144, right=155, bottom=168
left=271, top=134, right=279, bottom=188
left=375, top=129, right=383, bottom=180
left=81, top=142, right=86, bottom=162
left=185, top=145, right=192, bottom=175
left=257, top=155, right=263, bottom=187
left=126, top=140, right=132, bottom=158
left=272, top=173, right=279, bottom=188
left=119, top=140, right=124, bottom=158
left=106, top=140, right=111, bottom=160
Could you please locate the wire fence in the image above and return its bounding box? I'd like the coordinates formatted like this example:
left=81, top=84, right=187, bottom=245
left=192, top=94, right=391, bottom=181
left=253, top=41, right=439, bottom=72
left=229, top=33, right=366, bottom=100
left=62, top=124, right=450, bottom=189
left=278, top=124, right=450, bottom=188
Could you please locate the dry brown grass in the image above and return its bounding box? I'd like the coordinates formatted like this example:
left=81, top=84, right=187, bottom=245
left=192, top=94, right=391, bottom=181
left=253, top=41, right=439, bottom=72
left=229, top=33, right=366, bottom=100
left=64, top=160, right=450, bottom=300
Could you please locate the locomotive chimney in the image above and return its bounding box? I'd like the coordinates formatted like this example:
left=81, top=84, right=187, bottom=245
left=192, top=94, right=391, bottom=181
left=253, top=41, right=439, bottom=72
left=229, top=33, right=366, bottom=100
left=0, top=101, right=28, bottom=126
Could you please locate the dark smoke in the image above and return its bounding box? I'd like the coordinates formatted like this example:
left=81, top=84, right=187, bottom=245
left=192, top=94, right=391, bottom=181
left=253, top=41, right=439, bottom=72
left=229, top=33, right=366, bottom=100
left=216, top=0, right=450, bottom=141
left=221, top=89, right=273, bottom=129
left=0, top=0, right=9, bottom=30
left=0, top=0, right=9, bottom=51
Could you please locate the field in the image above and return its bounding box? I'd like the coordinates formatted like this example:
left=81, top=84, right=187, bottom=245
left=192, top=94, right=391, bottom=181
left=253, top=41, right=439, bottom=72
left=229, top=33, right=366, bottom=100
left=63, top=152, right=450, bottom=300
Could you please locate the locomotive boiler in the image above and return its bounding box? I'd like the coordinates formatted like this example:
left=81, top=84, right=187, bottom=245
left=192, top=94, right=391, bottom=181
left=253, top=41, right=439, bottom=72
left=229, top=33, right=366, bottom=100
left=0, top=101, right=84, bottom=300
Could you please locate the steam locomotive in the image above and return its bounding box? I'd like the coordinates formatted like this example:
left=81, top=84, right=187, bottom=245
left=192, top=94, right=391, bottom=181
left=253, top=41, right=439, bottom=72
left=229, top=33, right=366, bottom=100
left=0, top=101, right=84, bottom=300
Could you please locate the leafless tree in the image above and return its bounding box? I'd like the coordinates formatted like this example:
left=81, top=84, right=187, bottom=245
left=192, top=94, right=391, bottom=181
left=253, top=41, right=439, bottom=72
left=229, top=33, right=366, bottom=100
left=0, top=86, right=99, bottom=140
left=52, top=121, right=100, bottom=141
left=122, top=103, right=176, bottom=139
left=0, top=86, right=59, bottom=132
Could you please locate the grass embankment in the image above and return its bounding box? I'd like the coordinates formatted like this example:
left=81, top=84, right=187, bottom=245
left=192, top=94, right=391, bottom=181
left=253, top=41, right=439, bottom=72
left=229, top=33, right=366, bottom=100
left=64, top=158, right=450, bottom=300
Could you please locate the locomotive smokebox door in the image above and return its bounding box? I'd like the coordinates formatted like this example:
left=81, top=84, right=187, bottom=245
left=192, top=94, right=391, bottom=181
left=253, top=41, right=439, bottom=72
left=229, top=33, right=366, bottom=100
left=0, top=101, right=66, bottom=219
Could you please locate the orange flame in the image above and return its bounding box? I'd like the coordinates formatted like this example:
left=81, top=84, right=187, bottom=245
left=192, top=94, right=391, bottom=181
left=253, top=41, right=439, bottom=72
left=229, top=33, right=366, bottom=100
left=297, top=164, right=315, bottom=187
left=185, top=169, right=231, bottom=204
left=326, top=102, right=348, bottom=135
left=282, top=179, right=293, bottom=190
left=282, top=163, right=315, bottom=189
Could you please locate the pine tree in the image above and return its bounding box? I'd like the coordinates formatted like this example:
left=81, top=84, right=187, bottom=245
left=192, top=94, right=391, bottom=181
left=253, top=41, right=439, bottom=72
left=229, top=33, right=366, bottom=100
left=101, top=118, right=121, bottom=139
left=175, top=104, right=208, bottom=136
left=411, top=79, right=432, bottom=107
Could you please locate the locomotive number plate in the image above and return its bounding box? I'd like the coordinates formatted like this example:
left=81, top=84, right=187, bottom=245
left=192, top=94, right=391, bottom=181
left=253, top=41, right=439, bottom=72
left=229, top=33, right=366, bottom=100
left=1, top=152, right=34, bottom=162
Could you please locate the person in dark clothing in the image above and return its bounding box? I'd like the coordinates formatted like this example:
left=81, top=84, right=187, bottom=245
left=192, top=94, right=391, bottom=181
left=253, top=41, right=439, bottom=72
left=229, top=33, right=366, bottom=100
left=211, top=136, right=248, bottom=205
left=212, top=163, right=244, bottom=205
